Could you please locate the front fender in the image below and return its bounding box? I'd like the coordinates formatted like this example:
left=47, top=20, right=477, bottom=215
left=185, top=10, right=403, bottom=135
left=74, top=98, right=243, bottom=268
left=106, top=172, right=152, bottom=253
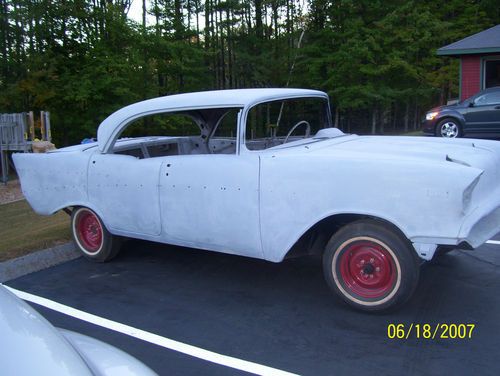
left=259, top=153, right=480, bottom=262
left=435, top=110, right=466, bottom=128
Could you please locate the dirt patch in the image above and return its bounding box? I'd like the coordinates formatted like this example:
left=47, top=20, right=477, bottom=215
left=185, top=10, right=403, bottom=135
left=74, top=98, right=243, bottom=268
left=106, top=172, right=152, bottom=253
left=0, top=179, right=24, bottom=205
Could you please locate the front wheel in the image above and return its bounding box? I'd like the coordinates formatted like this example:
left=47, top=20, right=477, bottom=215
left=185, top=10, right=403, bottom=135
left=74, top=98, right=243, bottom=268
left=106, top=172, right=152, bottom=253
left=436, top=118, right=461, bottom=138
left=323, top=220, right=419, bottom=312
left=71, top=207, right=122, bottom=262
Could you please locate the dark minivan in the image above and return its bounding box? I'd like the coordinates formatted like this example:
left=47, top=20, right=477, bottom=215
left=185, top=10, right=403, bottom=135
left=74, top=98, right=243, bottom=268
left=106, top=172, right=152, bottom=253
left=422, top=87, right=500, bottom=138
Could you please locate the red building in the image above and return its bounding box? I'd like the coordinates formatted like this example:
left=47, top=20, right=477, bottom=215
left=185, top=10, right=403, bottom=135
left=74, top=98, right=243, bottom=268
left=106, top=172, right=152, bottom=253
left=437, top=25, right=500, bottom=101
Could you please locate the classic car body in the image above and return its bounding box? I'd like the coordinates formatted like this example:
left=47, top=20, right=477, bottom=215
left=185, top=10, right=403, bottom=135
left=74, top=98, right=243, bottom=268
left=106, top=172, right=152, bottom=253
left=13, top=88, right=500, bottom=311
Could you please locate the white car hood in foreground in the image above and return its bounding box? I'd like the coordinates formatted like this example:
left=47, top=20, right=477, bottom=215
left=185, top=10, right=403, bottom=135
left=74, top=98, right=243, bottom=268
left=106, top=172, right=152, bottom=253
left=0, top=286, right=156, bottom=376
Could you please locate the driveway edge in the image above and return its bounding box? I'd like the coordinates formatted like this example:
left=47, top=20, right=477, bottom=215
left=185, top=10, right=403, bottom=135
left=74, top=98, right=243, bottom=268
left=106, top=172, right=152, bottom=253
left=0, top=242, right=80, bottom=283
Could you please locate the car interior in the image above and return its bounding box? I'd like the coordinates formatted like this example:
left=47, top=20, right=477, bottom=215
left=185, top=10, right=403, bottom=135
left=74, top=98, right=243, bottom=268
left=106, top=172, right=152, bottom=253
left=113, top=136, right=237, bottom=159
left=111, top=97, right=329, bottom=158
left=112, top=108, right=239, bottom=158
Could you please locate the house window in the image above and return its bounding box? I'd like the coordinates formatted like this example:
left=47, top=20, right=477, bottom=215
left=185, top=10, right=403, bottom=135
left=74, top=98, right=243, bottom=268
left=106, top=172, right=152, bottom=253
left=484, top=59, right=500, bottom=89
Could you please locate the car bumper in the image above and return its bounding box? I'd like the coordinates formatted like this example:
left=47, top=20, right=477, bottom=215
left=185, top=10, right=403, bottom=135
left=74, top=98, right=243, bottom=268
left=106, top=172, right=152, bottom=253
left=421, top=119, right=437, bottom=135
left=415, top=190, right=500, bottom=252
left=458, top=196, right=500, bottom=249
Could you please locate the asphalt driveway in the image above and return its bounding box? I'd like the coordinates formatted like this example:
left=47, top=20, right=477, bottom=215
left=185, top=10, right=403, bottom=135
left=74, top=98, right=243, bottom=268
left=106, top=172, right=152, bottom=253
left=5, top=235, right=500, bottom=375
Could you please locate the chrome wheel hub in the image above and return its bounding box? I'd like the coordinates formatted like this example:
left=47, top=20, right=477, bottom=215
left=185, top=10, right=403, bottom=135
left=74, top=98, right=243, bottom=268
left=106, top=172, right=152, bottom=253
left=440, top=122, right=458, bottom=138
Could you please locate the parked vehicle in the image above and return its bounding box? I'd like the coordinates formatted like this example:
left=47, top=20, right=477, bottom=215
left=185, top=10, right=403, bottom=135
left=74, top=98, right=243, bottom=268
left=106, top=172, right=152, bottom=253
left=422, top=86, right=500, bottom=138
left=13, top=89, right=500, bottom=312
left=0, top=285, right=156, bottom=375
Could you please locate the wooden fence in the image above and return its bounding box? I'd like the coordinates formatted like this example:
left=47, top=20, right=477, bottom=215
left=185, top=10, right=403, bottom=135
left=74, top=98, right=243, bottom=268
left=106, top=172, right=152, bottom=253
left=0, top=111, right=51, bottom=184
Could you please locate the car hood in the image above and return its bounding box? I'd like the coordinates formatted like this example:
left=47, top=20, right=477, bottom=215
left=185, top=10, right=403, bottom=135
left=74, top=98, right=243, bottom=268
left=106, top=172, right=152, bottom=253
left=428, top=104, right=453, bottom=112
left=427, top=102, right=467, bottom=112
left=0, top=286, right=93, bottom=375
left=274, top=134, right=499, bottom=194
left=304, top=135, right=500, bottom=207
left=309, top=135, right=498, bottom=167
left=0, top=286, right=157, bottom=376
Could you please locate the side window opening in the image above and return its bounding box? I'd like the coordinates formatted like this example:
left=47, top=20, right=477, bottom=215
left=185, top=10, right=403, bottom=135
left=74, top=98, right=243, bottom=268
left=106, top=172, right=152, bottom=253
left=113, top=113, right=202, bottom=159
left=111, top=108, right=240, bottom=158
left=120, top=113, right=200, bottom=138
left=208, top=109, right=240, bottom=154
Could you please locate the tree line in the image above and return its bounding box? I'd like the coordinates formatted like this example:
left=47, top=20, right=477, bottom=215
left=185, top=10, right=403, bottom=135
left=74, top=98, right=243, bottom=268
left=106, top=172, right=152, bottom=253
left=1, top=0, right=499, bottom=146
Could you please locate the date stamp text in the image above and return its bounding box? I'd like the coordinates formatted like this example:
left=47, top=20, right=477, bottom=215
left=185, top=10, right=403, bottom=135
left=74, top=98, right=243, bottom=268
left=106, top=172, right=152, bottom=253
left=387, top=323, right=476, bottom=340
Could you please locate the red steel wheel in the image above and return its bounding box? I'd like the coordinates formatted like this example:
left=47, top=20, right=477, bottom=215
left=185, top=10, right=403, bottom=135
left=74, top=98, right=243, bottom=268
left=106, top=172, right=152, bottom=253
left=75, top=209, right=103, bottom=254
left=323, top=220, right=419, bottom=312
left=336, top=238, right=399, bottom=302
left=71, top=207, right=122, bottom=262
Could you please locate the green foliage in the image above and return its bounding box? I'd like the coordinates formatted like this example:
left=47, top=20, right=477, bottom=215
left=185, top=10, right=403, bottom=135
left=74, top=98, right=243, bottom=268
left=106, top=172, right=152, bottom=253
left=1, top=0, right=499, bottom=142
left=294, top=0, right=499, bottom=130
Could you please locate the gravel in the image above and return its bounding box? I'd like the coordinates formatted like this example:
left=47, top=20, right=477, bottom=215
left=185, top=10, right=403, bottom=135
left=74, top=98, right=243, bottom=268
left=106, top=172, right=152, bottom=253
left=0, top=179, right=24, bottom=205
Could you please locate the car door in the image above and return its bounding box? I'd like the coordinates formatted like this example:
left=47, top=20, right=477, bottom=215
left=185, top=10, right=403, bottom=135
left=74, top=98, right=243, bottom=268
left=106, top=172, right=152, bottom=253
left=88, top=153, right=163, bottom=236
left=463, top=91, right=500, bottom=133
left=158, top=154, right=263, bottom=258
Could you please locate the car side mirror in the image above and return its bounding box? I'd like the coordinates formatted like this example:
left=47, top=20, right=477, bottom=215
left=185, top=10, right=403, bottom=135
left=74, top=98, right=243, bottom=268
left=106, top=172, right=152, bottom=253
left=468, top=101, right=474, bottom=107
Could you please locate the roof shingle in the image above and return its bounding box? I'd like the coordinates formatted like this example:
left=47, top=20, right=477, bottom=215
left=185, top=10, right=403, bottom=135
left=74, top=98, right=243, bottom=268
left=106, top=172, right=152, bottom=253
left=437, top=24, right=500, bottom=56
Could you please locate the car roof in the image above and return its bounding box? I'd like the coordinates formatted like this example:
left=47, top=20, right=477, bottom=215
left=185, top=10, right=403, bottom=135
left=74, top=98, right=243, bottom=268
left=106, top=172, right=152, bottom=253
left=479, top=86, right=500, bottom=93
left=97, top=88, right=327, bottom=152
left=119, top=88, right=325, bottom=108
left=464, top=86, right=500, bottom=101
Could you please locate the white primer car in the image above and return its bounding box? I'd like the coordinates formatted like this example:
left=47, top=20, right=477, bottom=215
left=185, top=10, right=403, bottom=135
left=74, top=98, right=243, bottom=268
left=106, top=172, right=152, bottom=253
left=0, top=285, right=156, bottom=375
left=13, top=89, right=500, bottom=311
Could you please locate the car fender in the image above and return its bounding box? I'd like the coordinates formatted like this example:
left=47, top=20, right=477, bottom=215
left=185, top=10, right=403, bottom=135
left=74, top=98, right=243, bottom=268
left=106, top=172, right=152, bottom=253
left=259, top=152, right=481, bottom=263
left=13, top=151, right=91, bottom=216
left=435, top=110, right=466, bottom=130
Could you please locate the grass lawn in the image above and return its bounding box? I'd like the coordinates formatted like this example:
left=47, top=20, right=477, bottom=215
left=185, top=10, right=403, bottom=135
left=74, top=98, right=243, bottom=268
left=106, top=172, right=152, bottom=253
left=0, top=200, right=71, bottom=262
left=402, top=130, right=425, bottom=136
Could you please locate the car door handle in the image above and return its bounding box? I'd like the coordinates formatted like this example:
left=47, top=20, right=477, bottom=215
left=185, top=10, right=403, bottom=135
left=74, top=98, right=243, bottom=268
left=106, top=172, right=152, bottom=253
left=495, top=105, right=500, bottom=109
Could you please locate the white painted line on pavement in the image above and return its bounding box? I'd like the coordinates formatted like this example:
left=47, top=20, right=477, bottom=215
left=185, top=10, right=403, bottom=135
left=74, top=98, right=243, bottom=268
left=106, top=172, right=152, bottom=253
left=486, top=240, right=500, bottom=245
left=3, top=285, right=298, bottom=376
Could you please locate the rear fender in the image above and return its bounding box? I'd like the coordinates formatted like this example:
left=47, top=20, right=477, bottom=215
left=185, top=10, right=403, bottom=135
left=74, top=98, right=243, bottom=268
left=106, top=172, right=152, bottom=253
left=12, top=152, right=91, bottom=215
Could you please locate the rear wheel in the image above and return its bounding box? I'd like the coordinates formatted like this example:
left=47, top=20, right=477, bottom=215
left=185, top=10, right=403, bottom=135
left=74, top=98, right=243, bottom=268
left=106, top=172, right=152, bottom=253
left=323, top=220, right=419, bottom=312
left=71, top=207, right=121, bottom=262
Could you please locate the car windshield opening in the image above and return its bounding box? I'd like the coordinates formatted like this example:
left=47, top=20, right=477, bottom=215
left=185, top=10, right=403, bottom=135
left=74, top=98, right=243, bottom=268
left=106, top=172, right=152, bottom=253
left=245, top=97, right=330, bottom=150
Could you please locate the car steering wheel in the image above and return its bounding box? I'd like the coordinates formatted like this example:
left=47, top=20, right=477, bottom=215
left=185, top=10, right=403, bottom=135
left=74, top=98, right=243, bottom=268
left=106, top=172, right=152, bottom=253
left=283, top=120, right=311, bottom=144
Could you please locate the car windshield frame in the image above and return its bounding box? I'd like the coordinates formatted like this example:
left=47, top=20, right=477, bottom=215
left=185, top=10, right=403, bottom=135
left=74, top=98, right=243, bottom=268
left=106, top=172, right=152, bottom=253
left=239, top=95, right=332, bottom=153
